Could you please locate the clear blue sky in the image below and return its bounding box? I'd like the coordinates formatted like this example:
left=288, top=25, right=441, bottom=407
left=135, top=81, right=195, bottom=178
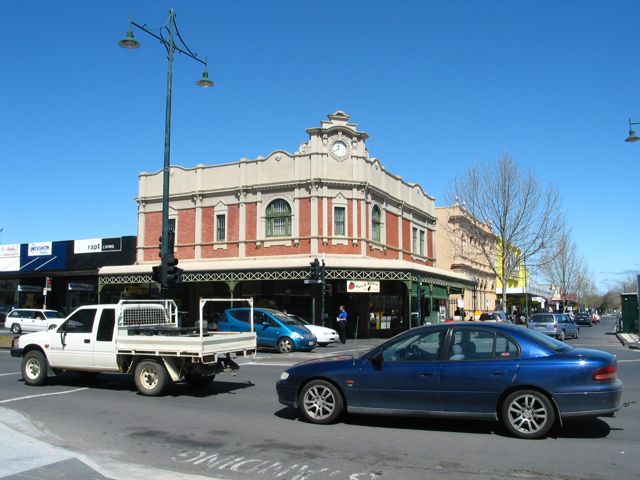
left=2, top=1, right=639, bottom=293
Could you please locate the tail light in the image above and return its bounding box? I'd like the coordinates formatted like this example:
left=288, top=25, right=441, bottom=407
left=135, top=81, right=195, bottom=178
left=553, top=322, right=558, bottom=329
left=593, top=364, right=617, bottom=381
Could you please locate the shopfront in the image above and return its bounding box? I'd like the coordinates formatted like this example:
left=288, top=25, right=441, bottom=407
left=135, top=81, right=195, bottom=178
left=0, top=236, right=136, bottom=313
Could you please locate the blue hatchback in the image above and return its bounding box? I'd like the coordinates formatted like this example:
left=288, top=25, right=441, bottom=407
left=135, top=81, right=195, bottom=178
left=277, top=322, right=623, bottom=439
left=218, top=308, right=316, bottom=353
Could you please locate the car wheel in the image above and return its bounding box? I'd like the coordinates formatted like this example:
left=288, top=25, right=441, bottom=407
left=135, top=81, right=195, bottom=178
left=574, top=328, right=579, bottom=339
left=299, top=379, right=344, bottom=424
left=318, top=343, right=328, bottom=347
left=558, top=330, right=565, bottom=341
left=501, top=390, right=555, bottom=439
left=22, top=350, right=48, bottom=386
left=134, top=360, right=169, bottom=396
left=11, top=323, right=22, bottom=334
left=276, top=337, right=294, bottom=354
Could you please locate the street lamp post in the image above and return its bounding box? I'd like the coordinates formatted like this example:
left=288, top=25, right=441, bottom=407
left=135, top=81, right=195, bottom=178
left=119, top=9, right=213, bottom=298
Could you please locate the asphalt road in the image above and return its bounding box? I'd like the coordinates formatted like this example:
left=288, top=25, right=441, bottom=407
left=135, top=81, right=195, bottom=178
left=1, top=316, right=638, bottom=480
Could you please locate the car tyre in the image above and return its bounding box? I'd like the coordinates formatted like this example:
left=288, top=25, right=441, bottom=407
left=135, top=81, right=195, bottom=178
left=134, top=360, right=169, bottom=396
left=11, top=323, right=22, bottom=334
left=299, top=379, right=344, bottom=424
left=22, top=350, right=48, bottom=386
left=276, top=337, right=294, bottom=354
left=501, top=389, right=555, bottom=439
left=574, top=328, right=579, bottom=339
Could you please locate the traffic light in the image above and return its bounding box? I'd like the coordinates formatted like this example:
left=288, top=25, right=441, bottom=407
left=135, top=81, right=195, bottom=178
left=151, top=264, right=163, bottom=284
left=308, top=258, right=320, bottom=281
left=164, top=253, right=183, bottom=286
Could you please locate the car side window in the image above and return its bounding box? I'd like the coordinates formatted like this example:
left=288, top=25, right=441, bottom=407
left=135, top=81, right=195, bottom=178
left=96, top=308, right=115, bottom=342
left=382, top=330, right=443, bottom=362
left=63, top=309, right=96, bottom=334
left=448, top=329, right=517, bottom=361
left=230, top=310, right=252, bottom=323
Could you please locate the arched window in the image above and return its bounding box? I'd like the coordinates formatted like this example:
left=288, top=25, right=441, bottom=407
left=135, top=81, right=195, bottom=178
left=266, top=199, right=292, bottom=237
left=371, top=205, right=382, bottom=242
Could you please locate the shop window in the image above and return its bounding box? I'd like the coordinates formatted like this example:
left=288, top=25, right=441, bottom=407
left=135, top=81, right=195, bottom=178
left=266, top=199, right=292, bottom=237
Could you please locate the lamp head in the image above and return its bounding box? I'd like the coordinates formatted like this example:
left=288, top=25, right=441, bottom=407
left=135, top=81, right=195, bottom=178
left=625, top=129, right=640, bottom=143
left=119, top=28, right=140, bottom=49
left=196, top=70, right=214, bottom=88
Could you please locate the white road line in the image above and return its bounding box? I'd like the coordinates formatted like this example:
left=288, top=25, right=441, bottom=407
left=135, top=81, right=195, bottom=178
left=243, top=362, right=293, bottom=367
left=0, top=372, right=20, bottom=377
left=618, top=359, right=640, bottom=363
left=0, top=388, right=88, bottom=404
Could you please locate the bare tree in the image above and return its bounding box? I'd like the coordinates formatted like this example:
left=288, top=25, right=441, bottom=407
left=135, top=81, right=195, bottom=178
left=450, top=153, right=564, bottom=310
left=541, top=232, right=585, bottom=310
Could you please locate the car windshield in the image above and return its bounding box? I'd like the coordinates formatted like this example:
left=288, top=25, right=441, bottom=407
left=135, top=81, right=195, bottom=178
left=288, top=314, right=311, bottom=325
left=272, top=312, right=299, bottom=326
left=518, top=328, right=573, bottom=352
left=44, top=310, right=64, bottom=319
left=528, top=314, right=554, bottom=323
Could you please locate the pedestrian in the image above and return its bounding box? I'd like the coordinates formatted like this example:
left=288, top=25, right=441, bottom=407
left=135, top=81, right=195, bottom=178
left=336, top=305, right=348, bottom=344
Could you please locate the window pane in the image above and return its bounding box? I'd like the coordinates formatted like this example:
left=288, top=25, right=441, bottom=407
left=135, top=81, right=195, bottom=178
left=334, top=207, right=345, bottom=236
left=372, top=206, right=381, bottom=242
left=266, top=200, right=292, bottom=238
left=420, top=230, right=425, bottom=256
left=216, top=214, right=226, bottom=241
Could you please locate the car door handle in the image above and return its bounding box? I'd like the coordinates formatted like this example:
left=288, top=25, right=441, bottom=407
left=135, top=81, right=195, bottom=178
left=84, top=339, right=90, bottom=344
left=420, top=372, right=433, bottom=377
left=492, top=371, right=506, bottom=376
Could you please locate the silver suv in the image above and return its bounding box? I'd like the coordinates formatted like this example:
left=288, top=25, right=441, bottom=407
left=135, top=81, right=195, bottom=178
left=527, top=313, right=579, bottom=341
left=4, top=308, right=65, bottom=334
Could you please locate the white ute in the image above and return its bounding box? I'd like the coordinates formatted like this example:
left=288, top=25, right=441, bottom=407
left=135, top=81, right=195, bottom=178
left=10, top=298, right=256, bottom=396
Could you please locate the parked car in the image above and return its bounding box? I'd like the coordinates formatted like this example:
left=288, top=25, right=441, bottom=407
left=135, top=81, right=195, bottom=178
left=4, top=308, right=65, bottom=334
left=479, top=311, right=510, bottom=323
left=574, top=313, right=593, bottom=327
left=217, top=308, right=316, bottom=353
left=527, top=313, right=579, bottom=340
left=276, top=323, right=623, bottom=439
left=287, top=314, right=339, bottom=346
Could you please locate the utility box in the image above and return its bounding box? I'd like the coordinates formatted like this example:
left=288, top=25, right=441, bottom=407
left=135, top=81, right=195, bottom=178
left=620, top=293, right=639, bottom=333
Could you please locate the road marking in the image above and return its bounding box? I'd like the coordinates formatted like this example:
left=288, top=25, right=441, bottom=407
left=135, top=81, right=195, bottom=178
left=0, top=388, right=88, bottom=404
left=243, top=362, right=293, bottom=367
left=0, top=372, right=20, bottom=377
left=618, top=359, right=640, bottom=363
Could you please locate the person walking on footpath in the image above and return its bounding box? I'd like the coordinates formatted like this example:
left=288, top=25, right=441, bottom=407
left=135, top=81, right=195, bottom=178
left=336, top=305, right=348, bottom=344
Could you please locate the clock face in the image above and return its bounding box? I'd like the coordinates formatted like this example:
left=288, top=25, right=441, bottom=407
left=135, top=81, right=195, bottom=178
left=331, top=140, right=348, bottom=160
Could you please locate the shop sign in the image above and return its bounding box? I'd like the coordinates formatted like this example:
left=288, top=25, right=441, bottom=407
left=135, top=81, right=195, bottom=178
left=18, top=285, right=42, bottom=293
left=346, top=280, right=380, bottom=293
left=28, top=242, right=52, bottom=257
left=74, top=237, right=122, bottom=254
left=0, top=244, right=20, bottom=272
left=0, top=244, right=20, bottom=258
left=68, top=283, right=94, bottom=292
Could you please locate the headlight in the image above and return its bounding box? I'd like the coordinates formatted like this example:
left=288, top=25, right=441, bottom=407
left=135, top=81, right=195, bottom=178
left=279, top=371, right=290, bottom=381
left=291, top=332, right=303, bottom=339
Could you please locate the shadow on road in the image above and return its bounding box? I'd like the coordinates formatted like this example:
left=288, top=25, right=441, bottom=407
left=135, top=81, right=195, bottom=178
left=274, top=407, right=613, bottom=439
left=14, top=372, right=255, bottom=398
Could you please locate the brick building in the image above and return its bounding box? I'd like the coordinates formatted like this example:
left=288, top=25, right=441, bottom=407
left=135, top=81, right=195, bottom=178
left=100, top=112, right=473, bottom=338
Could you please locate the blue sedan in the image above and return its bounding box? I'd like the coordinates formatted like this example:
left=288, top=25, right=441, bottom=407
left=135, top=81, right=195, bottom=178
left=276, top=323, right=623, bottom=439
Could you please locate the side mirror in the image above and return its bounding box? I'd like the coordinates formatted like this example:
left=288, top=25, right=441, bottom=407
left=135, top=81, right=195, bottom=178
left=48, top=324, right=57, bottom=330
left=262, top=321, right=270, bottom=327
left=370, top=350, right=384, bottom=366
